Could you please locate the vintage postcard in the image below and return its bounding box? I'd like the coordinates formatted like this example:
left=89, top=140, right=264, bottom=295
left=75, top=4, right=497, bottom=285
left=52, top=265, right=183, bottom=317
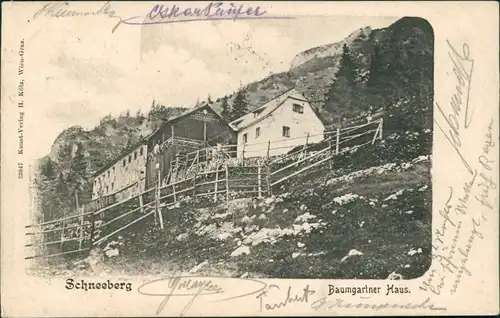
left=1, top=1, right=498, bottom=316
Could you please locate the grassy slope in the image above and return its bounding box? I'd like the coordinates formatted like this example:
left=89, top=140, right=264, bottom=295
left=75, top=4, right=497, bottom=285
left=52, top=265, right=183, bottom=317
left=90, top=126, right=432, bottom=279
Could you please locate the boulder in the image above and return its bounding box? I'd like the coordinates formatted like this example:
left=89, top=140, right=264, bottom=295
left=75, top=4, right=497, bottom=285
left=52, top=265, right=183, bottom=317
left=216, top=232, right=232, bottom=241
left=240, top=272, right=249, bottom=278
left=105, top=249, right=119, bottom=258
left=189, top=260, right=209, bottom=273
left=387, top=271, right=404, bottom=280
left=265, top=197, right=275, bottom=205
left=340, top=249, right=363, bottom=263
left=230, top=245, right=250, bottom=257
left=176, top=233, right=189, bottom=241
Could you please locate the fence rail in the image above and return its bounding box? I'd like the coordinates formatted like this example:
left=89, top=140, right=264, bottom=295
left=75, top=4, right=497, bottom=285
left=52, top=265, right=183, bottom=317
left=25, top=119, right=383, bottom=259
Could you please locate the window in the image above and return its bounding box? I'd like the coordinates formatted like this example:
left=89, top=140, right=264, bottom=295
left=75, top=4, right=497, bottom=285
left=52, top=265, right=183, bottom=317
left=112, top=167, right=115, bottom=174
left=140, top=147, right=143, bottom=156
left=282, top=126, right=290, bottom=138
left=293, top=103, right=304, bottom=114
left=243, top=133, right=248, bottom=144
left=105, top=186, right=109, bottom=194
left=107, top=171, right=110, bottom=178
left=123, top=159, right=126, bottom=167
left=134, top=151, right=137, bottom=160
left=111, top=182, right=114, bottom=190
left=128, top=155, right=132, bottom=163
left=255, top=127, right=261, bottom=138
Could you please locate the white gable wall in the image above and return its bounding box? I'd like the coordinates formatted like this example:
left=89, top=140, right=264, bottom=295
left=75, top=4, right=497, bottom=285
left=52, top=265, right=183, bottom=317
left=236, top=98, right=325, bottom=158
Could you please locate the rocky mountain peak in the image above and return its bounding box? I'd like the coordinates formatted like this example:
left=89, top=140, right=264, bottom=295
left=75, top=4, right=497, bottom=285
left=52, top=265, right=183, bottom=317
left=290, top=26, right=372, bottom=69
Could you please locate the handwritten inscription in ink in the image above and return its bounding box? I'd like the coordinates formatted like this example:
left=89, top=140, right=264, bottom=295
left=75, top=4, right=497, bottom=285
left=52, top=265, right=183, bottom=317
left=256, top=284, right=315, bottom=312
left=424, top=38, right=496, bottom=297
left=137, top=274, right=266, bottom=316
left=110, top=2, right=292, bottom=33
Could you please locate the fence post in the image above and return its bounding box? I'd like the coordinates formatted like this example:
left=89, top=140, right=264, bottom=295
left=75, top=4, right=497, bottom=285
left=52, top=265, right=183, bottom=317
left=139, top=194, right=144, bottom=214
left=266, top=164, right=272, bottom=196
left=266, top=140, right=270, bottom=159
left=379, top=118, right=384, bottom=140
left=156, top=166, right=164, bottom=230
left=153, top=165, right=159, bottom=227
left=172, top=183, right=177, bottom=203
left=193, top=168, right=198, bottom=197
left=371, top=126, right=378, bottom=144
left=335, top=127, right=340, bottom=154
left=44, top=206, right=49, bottom=257
left=173, top=153, right=180, bottom=182
left=257, top=165, right=262, bottom=198
left=60, top=219, right=65, bottom=252
left=75, top=191, right=84, bottom=251
left=213, top=168, right=219, bottom=202
left=89, top=209, right=96, bottom=248
left=59, top=205, right=66, bottom=252
left=372, top=120, right=383, bottom=145
left=78, top=207, right=84, bottom=251
left=225, top=165, right=230, bottom=201
left=301, top=133, right=310, bottom=162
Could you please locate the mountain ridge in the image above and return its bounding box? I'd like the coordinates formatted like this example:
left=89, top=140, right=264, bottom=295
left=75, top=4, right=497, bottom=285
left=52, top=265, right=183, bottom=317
left=290, top=26, right=373, bottom=69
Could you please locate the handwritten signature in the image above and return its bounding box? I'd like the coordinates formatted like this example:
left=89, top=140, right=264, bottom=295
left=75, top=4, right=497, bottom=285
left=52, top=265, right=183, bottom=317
left=137, top=273, right=266, bottom=316
left=256, top=284, right=315, bottom=311
left=33, top=1, right=116, bottom=20
left=311, top=296, right=447, bottom=312
left=111, top=2, right=294, bottom=33
left=434, top=39, right=475, bottom=175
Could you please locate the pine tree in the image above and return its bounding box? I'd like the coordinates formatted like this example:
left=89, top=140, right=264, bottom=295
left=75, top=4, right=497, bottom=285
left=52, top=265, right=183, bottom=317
left=336, top=44, right=358, bottom=84
left=40, top=157, right=56, bottom=180
left=68, top=143, right=87, bottom=190
left=54, top=172, right=70, bottom=218
left=136, top=109, right=146, bottom=123
left=323, top=44, right=360, bottom=121
left=56, top=143, right=72, bottom=163
left=37, top=158, right=58, bottom=221
left=207, top=94, right=213, bottom=104
left=231, top=90, right=248, bottom=121
left=220, top=96, right=230, bottom=121
left=365, top=45, right=387, bottom=108
left=367, top=39, right=409, bottom=109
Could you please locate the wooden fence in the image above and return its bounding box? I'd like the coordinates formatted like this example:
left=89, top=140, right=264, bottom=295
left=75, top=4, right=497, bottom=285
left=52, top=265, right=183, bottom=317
left=25, top=119, right=382, bottom=260
left=24, top=165, right=271, bottom=259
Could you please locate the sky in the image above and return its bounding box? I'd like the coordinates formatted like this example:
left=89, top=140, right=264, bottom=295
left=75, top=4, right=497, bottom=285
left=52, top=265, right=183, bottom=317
left=22, top=8, right=398, bottom=159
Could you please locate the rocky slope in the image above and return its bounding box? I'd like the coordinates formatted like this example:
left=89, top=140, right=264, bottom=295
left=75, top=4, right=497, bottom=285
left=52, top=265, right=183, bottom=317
left=290, top=26, right=372, bottom=69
